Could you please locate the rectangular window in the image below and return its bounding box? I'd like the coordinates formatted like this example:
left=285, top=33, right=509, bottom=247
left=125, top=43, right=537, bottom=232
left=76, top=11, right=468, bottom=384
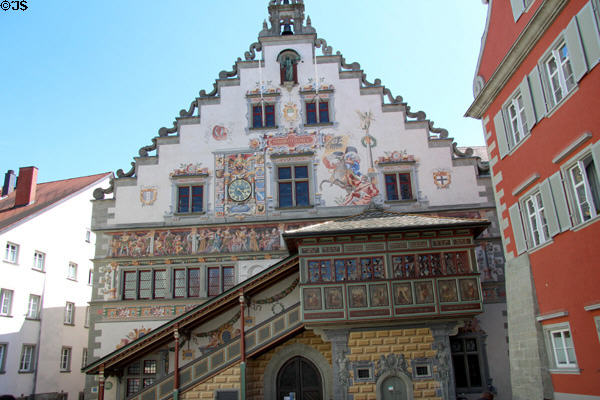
left=33, top=251, right=45, bottom=271
left=4, top=243, right=19, bottom=263
left=450, top=336, right=484, bottom=391
left=252, top=104, right=276, bottom=128
left=126, top=378, right=141, bottom=396
left=524, top=192, right=550, bottom=247
left=85, top=229, right=91, bottom=243
left=545, top=42, right=576, bottom=105
left=507, top=93, right=528, bottom=146
left=568, top=155, right=600, bottom=223
left=277, top=165, right=310, bottom=208
left=88, top=269, right=93, bottom=285
left=60, top=347, right=71, bottom=371
left=177, top=185, right=204, bottom=213
left=82, top=348, right=88, bottom=368
left=67, top=262, right=78, bottom=280
left=548, top=327, right=578, bottom=369
left=0, top=289, right=13, bottom=316
left=138, top=270, right=152, bottom=299
left=384, top=173, right=412, bottom=201
left=64, top=302, right=75, bottom=325
left=19, top=344, right=35, bottom=372
left=123, top=271, right=137, bottom=300
left=143, top=360, right=157, bottom=374
left=27, top=294, right=41, bottom=319
left=305, top=101, right=330, bottom=125
left=0, top=343, right=7, bottom=372
left=207, top=266, right=235, bottom=297
left=153, top=270, right=167, bottom=298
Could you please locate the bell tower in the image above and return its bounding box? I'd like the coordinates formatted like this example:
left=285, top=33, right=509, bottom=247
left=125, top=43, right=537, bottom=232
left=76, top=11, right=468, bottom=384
left=260, top=0, right=316, bottom=37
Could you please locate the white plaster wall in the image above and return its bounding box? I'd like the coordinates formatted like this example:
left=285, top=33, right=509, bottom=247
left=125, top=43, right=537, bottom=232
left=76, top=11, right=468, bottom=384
left=112, top=38, right=487, bottom=225
left=0, top=175, right=110, bottom=399
left=93, top=320, right=165, bottom=359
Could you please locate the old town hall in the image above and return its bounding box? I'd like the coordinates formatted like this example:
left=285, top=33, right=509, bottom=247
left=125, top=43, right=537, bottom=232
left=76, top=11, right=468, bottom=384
left=84, top=1, right=509, bottom=399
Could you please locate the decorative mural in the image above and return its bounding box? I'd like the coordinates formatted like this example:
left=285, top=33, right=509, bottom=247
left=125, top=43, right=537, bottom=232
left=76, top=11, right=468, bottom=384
left=116, top=326, right=153, bottom=349
left=320, top=135, right=379, bottom=205
left=214, top=152, right=266, bottom=216
left=98, top=263, right=118, bottom=300
left=107, top=222, right=314, bottom=258
left=170, top=163, right=210, bottom=177
left=375, top=150, right=415, bottom=164
left=140, top=186, right=158, bottom=207
left=433, top=170, right=452, bottom=189
left=102, top=304, right=197, bottom=321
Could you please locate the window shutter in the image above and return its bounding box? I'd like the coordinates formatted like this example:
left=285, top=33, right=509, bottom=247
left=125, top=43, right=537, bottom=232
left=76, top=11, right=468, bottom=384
left=510, top=0, right=525, bottom=21
left=509, top=203, right=528, bottom=254
left=528, top=65, right=547, bottom=122
left=548, top=171, right=572, bottom=232
left=576, top=2, right=600, bottom=70
left=591, top=140, right=600, bottom=184
left=494, top=110, right=510, bottom=158
left=540, top=179, right=561, bottom=237
left=519, top=75, right=537, bottom=130
left=565, top=17, right=588, bottom=82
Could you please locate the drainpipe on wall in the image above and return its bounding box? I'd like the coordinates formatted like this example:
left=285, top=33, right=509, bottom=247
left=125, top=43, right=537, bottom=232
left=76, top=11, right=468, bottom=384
left=31, top=261, right=48, bottom=399
left=239, top=292, right=246, bottom=400
left=173, top=327, right=180, bottom=400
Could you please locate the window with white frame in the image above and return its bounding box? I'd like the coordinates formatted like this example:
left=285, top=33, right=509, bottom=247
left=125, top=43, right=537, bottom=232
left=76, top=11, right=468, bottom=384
left=545, top=42, right=576, bottom=104
left=4, top=242, right=18, bottom=263
left=85, top=229, right=91, bottom=243
left=60, top=346, right=71, bottom=371
left=19, top=344, right=35, bottom=372
left=506, top=92, right=529, bottom=146
left=64, top=302, right=75, bottom=325
left=0, top=289, right=13, bottom=316
left=122, top=269, right=168, bottom=300
left=0, top=343, right=6, bottom=372
left=27, top=294, right=41, bottom=319
left=545, top=325, right=578, bottom=370
left=173, top=267, right=201, bottom=298
left=67, top=262, right=78, bottom=280
left=33, top=251, right=45, bottom=271
left=524, top=191, right=550, bottom=247
left=567, top=153, right=600, bottom=224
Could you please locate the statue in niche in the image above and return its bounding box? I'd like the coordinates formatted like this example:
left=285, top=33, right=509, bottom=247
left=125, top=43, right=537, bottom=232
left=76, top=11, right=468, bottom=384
left=278, top=50, right=299, bottom=84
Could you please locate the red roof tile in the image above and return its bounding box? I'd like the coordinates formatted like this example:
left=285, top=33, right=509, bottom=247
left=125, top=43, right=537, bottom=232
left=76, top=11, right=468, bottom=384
left=0, top=172, right=112, bottom=233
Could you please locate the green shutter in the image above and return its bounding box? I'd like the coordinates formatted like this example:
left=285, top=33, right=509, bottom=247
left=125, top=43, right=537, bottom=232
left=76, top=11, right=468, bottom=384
left=576, top=1, right=600, bottom=70
left=528, top=65, right=547, bottom=122
left=540, top=179, right=561, bottom=237
left=511, top=0, right=525, bottom=21
left=509, top=203, right=528, bottom=254
left=565, top=17, right=588, bottom=82
left=519, top=75, right=537, bottom=130
left=591, top=140, right=600, bottom=188
left=549, top=171, right=572, bottom=232
left=494, top=110, right=510, bottom=158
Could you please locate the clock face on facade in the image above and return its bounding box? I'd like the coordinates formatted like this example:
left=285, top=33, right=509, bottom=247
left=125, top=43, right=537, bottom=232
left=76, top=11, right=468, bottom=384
left=228, top=178, right=252, bottom=202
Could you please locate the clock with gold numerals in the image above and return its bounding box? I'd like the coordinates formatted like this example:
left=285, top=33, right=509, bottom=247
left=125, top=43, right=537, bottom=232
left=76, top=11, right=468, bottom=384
left=228, top=178, right=252, bottom=202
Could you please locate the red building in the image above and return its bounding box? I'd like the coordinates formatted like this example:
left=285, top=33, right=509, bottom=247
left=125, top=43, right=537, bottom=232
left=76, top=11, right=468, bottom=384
left=466, top=0, right=600, bottom=399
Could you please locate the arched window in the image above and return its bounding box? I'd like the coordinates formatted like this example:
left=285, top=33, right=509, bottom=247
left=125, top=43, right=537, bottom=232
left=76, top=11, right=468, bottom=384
left=278, top=50, right=300, bottom=85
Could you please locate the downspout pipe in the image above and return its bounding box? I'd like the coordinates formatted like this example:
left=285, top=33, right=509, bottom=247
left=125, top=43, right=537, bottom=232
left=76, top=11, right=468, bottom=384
left=173, top=327, right=180, bottom=400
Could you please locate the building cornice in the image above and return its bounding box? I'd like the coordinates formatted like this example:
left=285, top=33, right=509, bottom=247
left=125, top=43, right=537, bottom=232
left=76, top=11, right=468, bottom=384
left=466, top=0, right=568, bottom=119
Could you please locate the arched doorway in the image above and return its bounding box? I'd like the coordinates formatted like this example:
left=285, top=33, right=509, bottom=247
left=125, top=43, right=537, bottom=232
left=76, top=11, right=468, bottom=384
left=379, top=375, right=407, bottom=400
left=276, top=356, right=322, bottom=400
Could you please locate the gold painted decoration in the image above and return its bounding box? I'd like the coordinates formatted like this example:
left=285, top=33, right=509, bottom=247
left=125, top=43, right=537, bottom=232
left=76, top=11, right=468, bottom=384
left=140, top=186, right=157, bottom=206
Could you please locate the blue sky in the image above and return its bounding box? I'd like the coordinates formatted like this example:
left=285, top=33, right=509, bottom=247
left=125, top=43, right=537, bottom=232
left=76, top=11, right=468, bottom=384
left=0, top=0, right=488, bottom=183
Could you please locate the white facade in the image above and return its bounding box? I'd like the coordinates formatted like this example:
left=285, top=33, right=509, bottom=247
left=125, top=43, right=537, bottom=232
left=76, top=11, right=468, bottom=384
left=0, top=173, right=111, bottom=400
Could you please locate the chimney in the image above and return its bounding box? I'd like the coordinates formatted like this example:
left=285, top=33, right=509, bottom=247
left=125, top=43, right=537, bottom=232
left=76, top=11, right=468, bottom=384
left=2, top=170, right=17, bottom=196
left=15, top=166, right=38, bottom=207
